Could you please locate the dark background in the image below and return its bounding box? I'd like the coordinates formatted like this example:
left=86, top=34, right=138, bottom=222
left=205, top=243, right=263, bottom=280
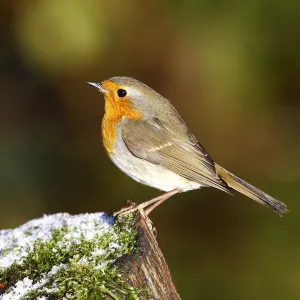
left=0, top=1, right=299, bottom=299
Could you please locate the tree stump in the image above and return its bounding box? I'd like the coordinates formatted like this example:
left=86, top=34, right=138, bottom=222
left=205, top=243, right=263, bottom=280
left=0, top=202, right=180, bottom=299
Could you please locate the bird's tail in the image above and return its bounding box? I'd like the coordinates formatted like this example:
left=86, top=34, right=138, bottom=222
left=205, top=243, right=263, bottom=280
left=215, top=164, right=288, bottom=216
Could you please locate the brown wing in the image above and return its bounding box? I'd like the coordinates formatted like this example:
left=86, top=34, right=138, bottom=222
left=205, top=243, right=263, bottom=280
left=122, top=118, right=233, bottom=194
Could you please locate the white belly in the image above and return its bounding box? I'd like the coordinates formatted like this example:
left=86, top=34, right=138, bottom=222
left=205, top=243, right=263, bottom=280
left=109, top=131, right=202, bottom=192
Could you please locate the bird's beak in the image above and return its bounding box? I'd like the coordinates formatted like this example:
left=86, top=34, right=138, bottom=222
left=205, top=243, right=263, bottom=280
left=87, top=82, right=109, bottom=93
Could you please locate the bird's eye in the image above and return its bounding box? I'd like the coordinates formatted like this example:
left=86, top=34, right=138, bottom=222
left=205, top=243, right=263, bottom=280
left=117, top=89, right=127, bottom=97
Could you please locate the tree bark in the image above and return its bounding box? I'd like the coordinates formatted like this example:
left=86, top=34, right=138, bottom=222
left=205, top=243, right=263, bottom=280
left=115, top=204, right=180, bottom=299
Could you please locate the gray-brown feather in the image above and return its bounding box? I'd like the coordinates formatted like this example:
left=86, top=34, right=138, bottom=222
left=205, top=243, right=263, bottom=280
left=122, top=117, right=233, bottom=194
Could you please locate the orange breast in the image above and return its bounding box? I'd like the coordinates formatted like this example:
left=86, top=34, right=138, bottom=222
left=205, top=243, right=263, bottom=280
left=102, top=94, right=142, bottom=154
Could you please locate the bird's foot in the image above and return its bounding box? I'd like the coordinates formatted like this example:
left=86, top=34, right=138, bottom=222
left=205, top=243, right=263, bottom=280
left=113, top=200, right=138, bottom=216
left=113, top=188, right=182, bottom=217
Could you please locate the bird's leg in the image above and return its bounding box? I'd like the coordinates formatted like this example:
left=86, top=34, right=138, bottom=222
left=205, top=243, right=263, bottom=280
left=142, top=189, right=181, bottom=215
left=113, top=189, right=181, bottom=217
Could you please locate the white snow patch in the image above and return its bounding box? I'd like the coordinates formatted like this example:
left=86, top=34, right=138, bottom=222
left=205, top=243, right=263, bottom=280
left=78, top=257, right=89, bottom=265
left=0, top=213, right=114, bottom=269
left=1, top=277, right=33, bottom=300
left=109, top=241, right=121, bottom=252
left=1, top=264, right=65, bottom=300
left=0, top=212, right=125, bottom=299
left=91, top=248, right=106, bottom=256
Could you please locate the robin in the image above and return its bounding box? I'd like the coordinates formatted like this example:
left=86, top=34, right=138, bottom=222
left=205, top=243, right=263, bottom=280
left=88, top=77, right=288, bottom=216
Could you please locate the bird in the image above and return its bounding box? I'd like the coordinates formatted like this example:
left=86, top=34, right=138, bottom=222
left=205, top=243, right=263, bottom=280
left=87, top=77, right=288, bottom=216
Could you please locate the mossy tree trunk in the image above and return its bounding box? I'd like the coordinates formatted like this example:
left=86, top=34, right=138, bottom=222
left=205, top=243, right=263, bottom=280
left=0, top=202, right=180, bottom=300
left=115, top=206, right=180, bottom=299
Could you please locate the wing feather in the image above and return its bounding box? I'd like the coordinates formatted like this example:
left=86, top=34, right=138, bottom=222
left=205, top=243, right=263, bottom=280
left=122, top=118, right=233, bottom=194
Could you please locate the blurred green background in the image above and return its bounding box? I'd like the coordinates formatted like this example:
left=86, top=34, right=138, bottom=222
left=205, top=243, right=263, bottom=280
left=0, top=0, right=299, bottom=299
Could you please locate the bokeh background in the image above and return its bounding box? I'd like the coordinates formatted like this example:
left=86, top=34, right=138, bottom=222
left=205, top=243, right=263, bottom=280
left=0, top=0, right=299, bottom=299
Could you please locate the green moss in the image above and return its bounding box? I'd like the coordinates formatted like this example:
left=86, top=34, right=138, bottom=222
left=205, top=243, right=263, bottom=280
left=0, top=213, right=142, bottom=299
left=24, top=230, right=33, bottom=236
left=1, top=228, right=69, bottom=286
left=26, top=261, right=142, bottom=300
